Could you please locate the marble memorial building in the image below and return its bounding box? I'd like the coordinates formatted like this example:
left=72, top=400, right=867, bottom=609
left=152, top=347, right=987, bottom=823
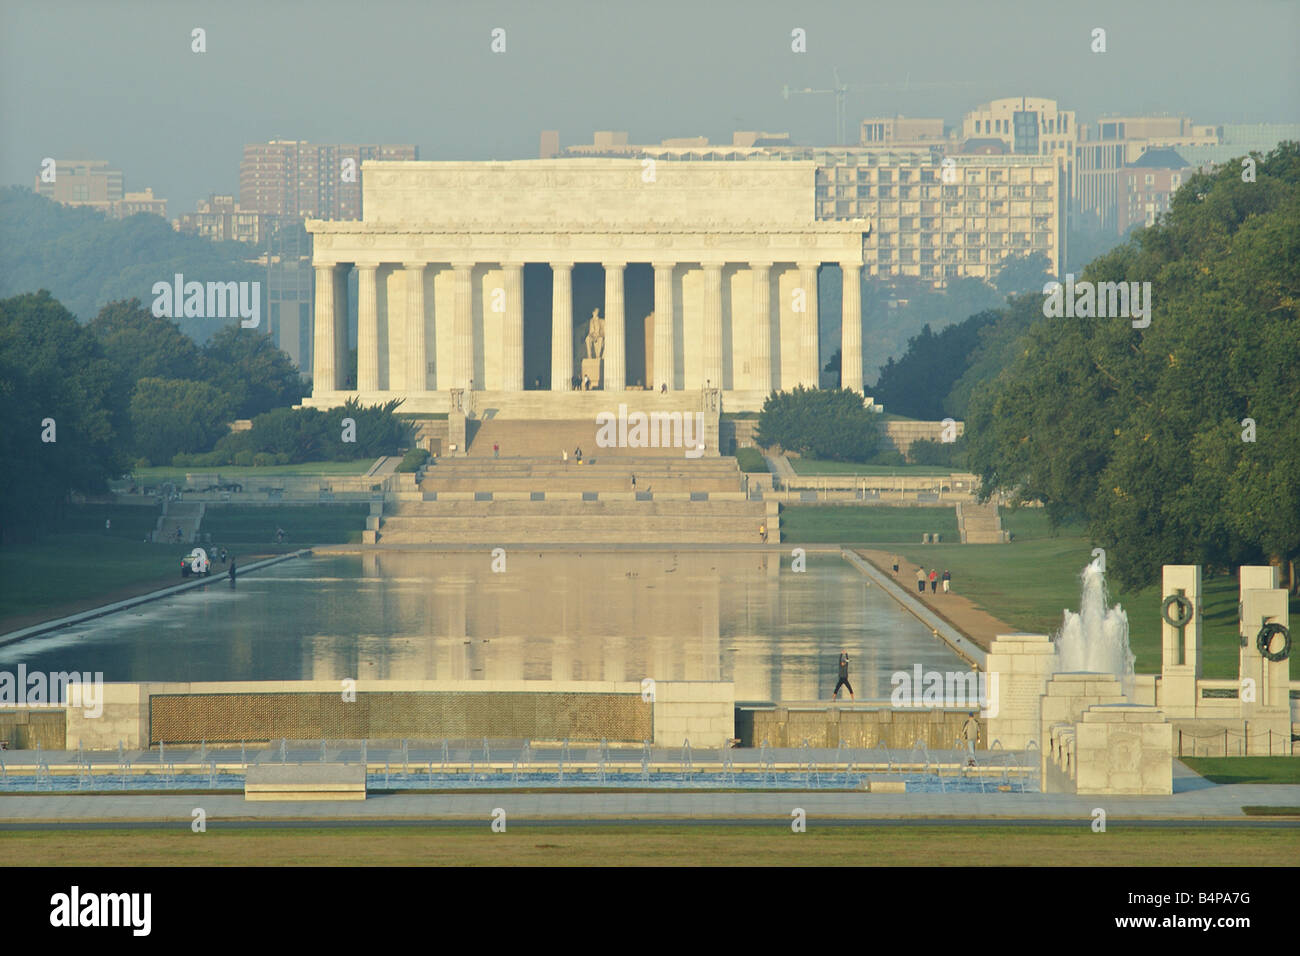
left=305, top=160, right=870, bottom=413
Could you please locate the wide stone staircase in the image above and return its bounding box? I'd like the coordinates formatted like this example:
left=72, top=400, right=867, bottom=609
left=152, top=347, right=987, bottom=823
left=956, top=500, right=1008, bottom=544
left=379, top=455, right=767, bottom=544
left=466, top=419, right=689, bottom=459
left=153, top=501, right=204, bottom=544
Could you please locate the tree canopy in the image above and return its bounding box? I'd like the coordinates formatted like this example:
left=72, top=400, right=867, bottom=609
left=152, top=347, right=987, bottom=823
left=966, top=142, right=1300, bottom=589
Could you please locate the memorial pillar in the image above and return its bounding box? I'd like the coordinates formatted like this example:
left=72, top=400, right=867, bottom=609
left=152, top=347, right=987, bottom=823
left=333, top=266, right=349, bottom=388
left=356, top=263, right=379, bottom=393
left=702, top=261, right=724, bottom=388
left=453, top=261, right=474, bottom=389
left=653, top=261, right=675, bottom=390
left=551, top=262, right=573, bottom=390
left=798, top=261, right=821, bottom=387
left=751, top=261, right=773, bottom=393
left=403, top=262, right=427, bottom=392
left=840, top=261, right=863, bottom=393
left=313, top=263, right=338, bottom=391
left=502, top=262, right=524, bottom=391
left=604, top=261, right=626, bottom=390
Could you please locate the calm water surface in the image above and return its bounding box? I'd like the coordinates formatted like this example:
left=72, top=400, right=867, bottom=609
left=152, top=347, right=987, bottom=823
left=0, top=552, right=965, bottom=701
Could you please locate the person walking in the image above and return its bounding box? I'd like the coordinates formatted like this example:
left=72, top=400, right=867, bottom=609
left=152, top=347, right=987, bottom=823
left=574, top=446, right=583, bottom=464
left=916, top=567, right=926, bottom=593
left=562, top=449, right=568, bottom=463
left=105, top=519, right=111, bottom=532
left=942, top=569, right=951, bottom=594
left=228, top=557, right=237, bottom=586
left=891, top=554, right=900, bottom=575
left=961, top=712, right=980, bottom=767
left=493, top=442, right=499, bottom=458
left=630, top=474, right=636, bottom=490
left=929, top=569, right=938, bottom=593
left=831, top=651, right=855, bottom=701
left=759, top=522, right=768, bottom=543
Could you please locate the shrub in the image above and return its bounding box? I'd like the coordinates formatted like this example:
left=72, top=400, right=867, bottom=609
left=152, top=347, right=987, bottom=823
left=233, top=450, right=255, bottom=467
left=396, top=447, right=431, bottom=473
left=908, top=437, right=968, bottom=468
left=735, top=447, right=767, bottom=473
left=252, top=452, right=276, bottom=467
left=134, top=457, right=152, bottom=470
left=755, top=387, right=878, bottom=462
left=868, top=449, right=907, bottom=467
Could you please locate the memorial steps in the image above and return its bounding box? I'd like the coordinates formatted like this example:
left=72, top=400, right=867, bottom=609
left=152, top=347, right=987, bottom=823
left=377, top=455, right=765, bottom=544
left=465, top=418, right=690, bottom=459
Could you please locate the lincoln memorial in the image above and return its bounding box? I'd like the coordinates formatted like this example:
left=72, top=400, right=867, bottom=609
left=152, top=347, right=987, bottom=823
left=305, top=160, right=870, bottom=413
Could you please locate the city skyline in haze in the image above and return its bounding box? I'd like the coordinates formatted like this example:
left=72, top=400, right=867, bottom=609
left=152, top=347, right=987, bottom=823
left=3, top=0, right=1298, bottom=212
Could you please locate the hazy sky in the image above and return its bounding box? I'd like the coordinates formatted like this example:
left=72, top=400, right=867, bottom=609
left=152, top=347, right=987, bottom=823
left=3, top=0, right=1297, bottom=211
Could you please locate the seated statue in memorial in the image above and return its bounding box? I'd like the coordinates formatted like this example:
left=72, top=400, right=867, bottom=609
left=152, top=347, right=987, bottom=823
left=585, top=309, right=605, bottom=360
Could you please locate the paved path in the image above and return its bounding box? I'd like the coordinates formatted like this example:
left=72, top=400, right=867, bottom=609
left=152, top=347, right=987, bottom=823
left=765, top=454, right=796, bottom=485
left=856, top=548, right=1017, bottom=652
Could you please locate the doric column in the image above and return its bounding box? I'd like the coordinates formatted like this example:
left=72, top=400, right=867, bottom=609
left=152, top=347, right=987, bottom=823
left=453, top=261, right=474, bottom=388
left=798, top=261, right=820, bottom=387
left=653, top=261, right=675, bottom=390
left=356, top=263, right=379, bottom=393
left=840, top=261, right=863, bottom=393
left=702, top=261, right=724, bottom=389
left=313, top=263, right=338, bottom=391
left=751, top=261, right=773, bottom=393
left=332, top=266, right=349, bottom=388
left=603, top=261, right=626, bottom=390
left=502, top=262, right=524, bottom=391
left=403, top=262, right=427, bottom=393
left=551, top=262, right=573, bottom=391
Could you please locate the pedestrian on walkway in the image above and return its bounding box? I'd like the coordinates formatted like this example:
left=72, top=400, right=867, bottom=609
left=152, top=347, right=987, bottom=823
left=831, top=651, right=854, bottom=701
left=228, top=557, right=237, bottom=585
left=942, top=569, right=951, bottom=593
left=759, top=522, right=767, bottom=543
left=574, top=446, right=583, bottom=464
left=929, top=569, right=938, bottom=593
left=562, top=449, right=568, bottom=463
left=630, top=474, right=636, bottom=490
left=105, top=519, right=111, bottom=531
left=961, top=712, right=980, bottom=766
left=493, top=442, right=499, bottom=458
left=891, top=554, right=900, bottom=574
left=916, top=567, right=926, bottom=593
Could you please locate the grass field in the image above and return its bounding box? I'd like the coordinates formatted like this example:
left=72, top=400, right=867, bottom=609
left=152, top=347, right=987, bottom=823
left=0, top=825, right=1293, bottom=866
left=1182, top=758, right=1300, bottom=785
left=888, top=509, right=1298, bottom=678
left=199, top=504, right=369, bottom=546
left=0, top=503, right=367, bottom=630
left=780, top=504, right=959, bottom=543
left=788, top=459, right=958, bottom=476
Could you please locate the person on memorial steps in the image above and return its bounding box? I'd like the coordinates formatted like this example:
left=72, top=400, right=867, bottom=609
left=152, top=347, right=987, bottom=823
left=961, top=712, right=980, bottom=766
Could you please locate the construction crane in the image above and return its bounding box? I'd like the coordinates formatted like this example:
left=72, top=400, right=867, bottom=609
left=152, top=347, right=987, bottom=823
left=783, top=71, right=975, bottom=145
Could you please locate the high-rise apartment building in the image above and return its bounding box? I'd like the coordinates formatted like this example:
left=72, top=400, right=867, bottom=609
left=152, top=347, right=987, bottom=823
left=33, top=159, right=124, bottom=206
left=174, top=194, right=272, bottom=245
left=1118, top=148, right=1192, bottom=234
left=239, top=140, right=418, bottom=220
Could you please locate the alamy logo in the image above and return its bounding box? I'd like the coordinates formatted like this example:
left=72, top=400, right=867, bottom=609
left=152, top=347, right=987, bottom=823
left=595, top=404, right=706, bottom=459
left=0, top=665, right=103, bottom=718
left=50, top=886, right=151, bottom=936
left=890, top=665, right=999, bottom=718
left=1042, top=274, right=1151, bottom=328
left=152, top=273, right=261, bottom=328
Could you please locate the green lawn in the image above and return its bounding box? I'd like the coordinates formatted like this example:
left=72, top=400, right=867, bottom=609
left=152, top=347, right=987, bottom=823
left=889, top=509, right=1298, bottom=678
left=0, top=825, right=1292, bottom=867
left=127, top=460, right=376, bottom=485
left=780, top=504, right=959, bottom=544
left=0, top=535, right=178, bottom=626
left=1183, top=757, right=1300, bottom=785
left=200, top=505, right=369, bottom=546
left=788, top=459, right=959, bottom=476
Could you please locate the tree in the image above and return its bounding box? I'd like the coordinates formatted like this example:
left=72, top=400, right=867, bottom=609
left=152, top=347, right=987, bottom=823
left=129, top=378, right=233, bottom=466
left=89, top=298, right=203, bottom=384
left=0, top=291, right=129, bottom=541
left=993, top=251, right=1054, bottom=296
left=202, top=324, right=307, bottom=419
left=755, top=386, right=878, bottom=462
left=968, top=142, right=1300, bottom=590
left=872, top=311, right=1001, bottom=419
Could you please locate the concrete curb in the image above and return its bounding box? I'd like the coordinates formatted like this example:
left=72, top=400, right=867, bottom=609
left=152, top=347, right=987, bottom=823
left=0, top=550, right=311, bottom=648
left=840, top=548, right=988, bottom=669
